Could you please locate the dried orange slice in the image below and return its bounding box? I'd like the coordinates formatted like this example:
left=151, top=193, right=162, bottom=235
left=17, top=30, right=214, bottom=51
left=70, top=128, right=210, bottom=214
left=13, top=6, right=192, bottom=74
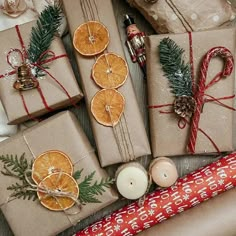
left=73, top=21, right=109, bottom=56
left=91, top=89, right=125, bottom=127
left=92, top=53, right=128, bottom=89
left=37, top=172, right=79, bottom=211
left=32, top=150, right=73, bottom=184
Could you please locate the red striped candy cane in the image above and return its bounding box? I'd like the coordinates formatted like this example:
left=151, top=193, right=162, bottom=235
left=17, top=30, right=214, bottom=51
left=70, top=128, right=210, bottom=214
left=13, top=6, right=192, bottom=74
left=187, top=47, right=234, bottom=154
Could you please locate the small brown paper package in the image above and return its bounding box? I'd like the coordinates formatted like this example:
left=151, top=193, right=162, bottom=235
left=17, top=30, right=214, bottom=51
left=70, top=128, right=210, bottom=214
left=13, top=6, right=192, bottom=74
left=0, top=21, right=83, bottom=125
left=145, top=27, right=236, bottom=157
left=138, top=188, right=236, bottom=236
left=62, top=0, right=151, bottom=167
left=127, top=0, right=236, bottom=34
left=0, top=111, right=118, bottom=236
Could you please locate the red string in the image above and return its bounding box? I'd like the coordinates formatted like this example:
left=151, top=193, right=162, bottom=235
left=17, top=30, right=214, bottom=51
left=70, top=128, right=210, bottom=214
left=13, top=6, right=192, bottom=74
left=182, top=118, right=220, bottom=153
left=15, top=25, right=28, bottom=59
left=188, top=32, right=195, bottom=94
left=187, top=47, right=234, bottom=154
left=35, top=64, right=80, bottom=109
left=204, top=94, right=236, bottom=111
left=148, top=103, right=173, bottom=109
left=19, top=91, right=40, bottom=122
left=0, top=25, right=76, bottom=121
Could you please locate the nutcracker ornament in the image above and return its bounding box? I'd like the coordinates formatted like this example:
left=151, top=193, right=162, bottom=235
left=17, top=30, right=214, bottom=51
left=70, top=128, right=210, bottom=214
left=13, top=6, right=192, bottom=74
left=124, top=14, right=146, bottom=78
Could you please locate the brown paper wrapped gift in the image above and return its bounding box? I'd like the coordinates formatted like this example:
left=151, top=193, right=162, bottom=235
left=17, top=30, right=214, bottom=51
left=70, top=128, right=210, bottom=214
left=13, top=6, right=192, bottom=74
left=127, top=0, right=236, bottom=34
left=0, top=21, right=83, bottom=125
left=138, top=188, right=236, bottom=236
left=62, top=0, right=151, bottom=167
left=145, top=27, right=236, bottom=157
left=0, top=111, right=118, bottom=236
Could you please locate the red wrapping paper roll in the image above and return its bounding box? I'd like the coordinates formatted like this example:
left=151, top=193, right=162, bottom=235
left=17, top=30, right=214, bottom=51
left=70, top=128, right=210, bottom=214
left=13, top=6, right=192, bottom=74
left=76, top=152, right=236, bottom=236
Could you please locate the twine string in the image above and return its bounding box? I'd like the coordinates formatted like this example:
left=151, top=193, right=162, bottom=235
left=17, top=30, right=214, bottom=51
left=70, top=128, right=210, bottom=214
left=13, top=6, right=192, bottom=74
left=80, top=0, right=135, bottom=162
left=165, top=0, right=193, bottom=32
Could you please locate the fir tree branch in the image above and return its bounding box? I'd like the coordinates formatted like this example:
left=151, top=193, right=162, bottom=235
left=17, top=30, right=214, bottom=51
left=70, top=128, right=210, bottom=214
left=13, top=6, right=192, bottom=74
left=78, top=171, right=114, bottom=205
left=27, top=4, right=62, bottom=75
left=159, top=37, right=193, bottom=97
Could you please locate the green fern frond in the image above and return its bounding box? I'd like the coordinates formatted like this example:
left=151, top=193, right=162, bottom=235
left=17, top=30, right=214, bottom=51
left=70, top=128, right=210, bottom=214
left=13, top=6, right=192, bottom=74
left=159, top=37, right=192, bottom=97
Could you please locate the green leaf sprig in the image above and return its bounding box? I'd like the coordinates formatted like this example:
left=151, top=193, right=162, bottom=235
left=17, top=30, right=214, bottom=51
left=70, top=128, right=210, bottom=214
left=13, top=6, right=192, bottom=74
left=73, top=169, right=114, bottom=205
left=0, top=154, right=37, bottom=201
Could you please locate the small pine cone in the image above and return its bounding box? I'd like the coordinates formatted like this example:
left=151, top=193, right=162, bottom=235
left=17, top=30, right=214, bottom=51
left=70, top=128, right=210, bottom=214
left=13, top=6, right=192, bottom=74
left=173, top=96, right=196, bottom=118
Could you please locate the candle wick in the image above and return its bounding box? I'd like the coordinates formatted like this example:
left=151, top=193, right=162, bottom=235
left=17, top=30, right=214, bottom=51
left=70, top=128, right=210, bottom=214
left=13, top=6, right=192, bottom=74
left=164, top=173, right=167, bottom=178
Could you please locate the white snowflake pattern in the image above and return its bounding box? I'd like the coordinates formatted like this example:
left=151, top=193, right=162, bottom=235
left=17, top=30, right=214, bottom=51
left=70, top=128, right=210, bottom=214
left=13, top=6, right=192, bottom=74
left=216, top=162, right=221, bottom=166
left=177, top=208, right=184, bottom=213
left=148, top=209, right=155, bottom=216
left=183, top=194, right=190, bottom=201
left=218, top=179, right=224, bottom=186
left=114, top=225, right=120, bottom=232
left=212, top=191, right=218, bottom=197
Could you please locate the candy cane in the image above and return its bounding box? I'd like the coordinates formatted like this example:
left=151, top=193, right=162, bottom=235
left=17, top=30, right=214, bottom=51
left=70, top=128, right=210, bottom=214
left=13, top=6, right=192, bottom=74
left=187, top=47, right=234, bottom=154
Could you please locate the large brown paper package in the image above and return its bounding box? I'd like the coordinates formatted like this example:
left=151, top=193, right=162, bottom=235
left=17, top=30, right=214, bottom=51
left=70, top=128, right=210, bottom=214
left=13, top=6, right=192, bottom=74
left=0, top=111, right=118, bottom=236
left=0, top=21, right=83, bottom=125
left=62, top=0, right=151, bottom=167
left=138, top=188, right=236, bottom=236
left=145, top=27, right=236, bottom=157
left=127, top=0, right=236, bottom=34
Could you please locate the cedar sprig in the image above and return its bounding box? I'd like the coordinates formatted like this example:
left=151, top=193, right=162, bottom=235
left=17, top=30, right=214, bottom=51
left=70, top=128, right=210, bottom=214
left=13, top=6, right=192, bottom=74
left=74, top=169, right=114, bottom=205
left=0, top=153, right=32, bottom=180
left=159, top=37, right=192, bottom=97
left=27, top=4, right=62, bottom=66
left=0, top=153, right=37, bottom=201
left=7, top=182, right=37, bottom=201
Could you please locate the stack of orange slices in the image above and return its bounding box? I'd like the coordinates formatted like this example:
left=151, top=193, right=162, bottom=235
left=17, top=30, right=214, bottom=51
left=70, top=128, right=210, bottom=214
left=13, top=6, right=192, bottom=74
left=31, top=150, right=79, bottom=211
left=73, top=21, right=128, bottom=127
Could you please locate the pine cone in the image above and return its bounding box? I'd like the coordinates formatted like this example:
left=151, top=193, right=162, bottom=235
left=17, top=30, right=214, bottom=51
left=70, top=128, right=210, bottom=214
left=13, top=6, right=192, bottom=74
left=173, top=96, right=196, bottom=118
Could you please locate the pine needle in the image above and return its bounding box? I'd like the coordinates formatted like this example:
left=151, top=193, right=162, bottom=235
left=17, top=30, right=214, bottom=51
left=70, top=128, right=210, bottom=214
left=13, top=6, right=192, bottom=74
left=27, top=4, right=62, bottom=66
left=159, top=37, right=193, bottom=97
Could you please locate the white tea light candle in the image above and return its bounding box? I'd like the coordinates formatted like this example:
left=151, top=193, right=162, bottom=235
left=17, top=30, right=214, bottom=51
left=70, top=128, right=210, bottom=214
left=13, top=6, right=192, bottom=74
left=116, top=162, right=148, bottom=200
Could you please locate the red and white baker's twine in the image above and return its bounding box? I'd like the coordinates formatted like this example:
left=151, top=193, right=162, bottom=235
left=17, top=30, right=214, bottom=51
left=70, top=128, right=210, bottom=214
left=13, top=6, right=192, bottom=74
left=187, top=47, right=234, bottom=153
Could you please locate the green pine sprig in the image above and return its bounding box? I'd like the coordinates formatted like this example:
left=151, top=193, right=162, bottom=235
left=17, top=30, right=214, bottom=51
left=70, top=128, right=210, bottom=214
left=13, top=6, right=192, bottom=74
left=27, top=4, right=62, bottom=73
left=74, top=169, right=114, bottom=205
left=159, top=37, right=192, bottom=97
left=0, top=153, right=37, bottom=201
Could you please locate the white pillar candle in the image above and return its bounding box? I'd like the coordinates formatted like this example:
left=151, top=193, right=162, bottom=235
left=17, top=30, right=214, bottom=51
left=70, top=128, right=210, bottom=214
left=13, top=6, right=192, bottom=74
left=150, top=157, right=178, bottom=188
left=116, top=162, right=148, bottom=200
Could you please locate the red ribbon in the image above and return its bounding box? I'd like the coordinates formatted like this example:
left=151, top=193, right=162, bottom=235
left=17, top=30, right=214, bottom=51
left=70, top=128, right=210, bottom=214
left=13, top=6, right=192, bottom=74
left=0, top=25, right=78, bottom=121
left=149, top=33, right=235, bottom=154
